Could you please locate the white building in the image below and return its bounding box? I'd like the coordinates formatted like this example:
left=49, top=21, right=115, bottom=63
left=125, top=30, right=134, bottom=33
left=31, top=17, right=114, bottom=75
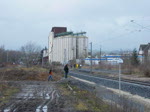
left=48, top=27, right=88, bottom=64
left=139, top=43, right=150, bottom=63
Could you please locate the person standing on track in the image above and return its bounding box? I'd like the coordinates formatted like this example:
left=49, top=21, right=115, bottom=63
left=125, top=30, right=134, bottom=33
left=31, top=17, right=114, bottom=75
left=64, top=64, right=69, bottom=78
left=48, top=69, right=53, bottom=81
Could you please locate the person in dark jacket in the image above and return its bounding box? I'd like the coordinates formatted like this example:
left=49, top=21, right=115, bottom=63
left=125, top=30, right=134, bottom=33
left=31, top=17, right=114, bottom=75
left=64, top=64, right=69, bottom=78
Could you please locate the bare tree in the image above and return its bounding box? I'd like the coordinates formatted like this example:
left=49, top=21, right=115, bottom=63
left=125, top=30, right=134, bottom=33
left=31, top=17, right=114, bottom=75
left=0, top=45, right=6, bottom=63
left=20, top=42, right=42, bottom=67
left=7, top=50, right=23, bottom=63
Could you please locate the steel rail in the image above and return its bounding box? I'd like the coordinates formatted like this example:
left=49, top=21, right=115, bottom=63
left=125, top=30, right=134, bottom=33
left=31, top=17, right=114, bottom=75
left=71, top=70, right=150, bottom=87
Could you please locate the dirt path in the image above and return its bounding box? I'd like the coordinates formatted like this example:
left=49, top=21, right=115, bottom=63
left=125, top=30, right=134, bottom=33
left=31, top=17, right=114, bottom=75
left=1, top=81, right=63, bottom=112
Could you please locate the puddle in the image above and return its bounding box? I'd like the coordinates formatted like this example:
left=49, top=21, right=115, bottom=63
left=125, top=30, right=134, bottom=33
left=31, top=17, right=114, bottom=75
left=43, top=105, right=48, bottom=112
left=4, top=109, right=10, bottom=112
left=36, top=105, right=48, bottom=112
left=45, top=93, right=50, bottom=99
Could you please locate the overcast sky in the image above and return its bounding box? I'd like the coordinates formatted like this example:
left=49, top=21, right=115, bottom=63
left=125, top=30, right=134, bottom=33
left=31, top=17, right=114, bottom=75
left=0, top=0, right=150, bottom=51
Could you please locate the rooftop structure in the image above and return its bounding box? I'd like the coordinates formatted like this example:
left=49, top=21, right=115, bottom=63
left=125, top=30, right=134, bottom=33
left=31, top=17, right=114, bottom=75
left=51, top=27, right=67, bottom=37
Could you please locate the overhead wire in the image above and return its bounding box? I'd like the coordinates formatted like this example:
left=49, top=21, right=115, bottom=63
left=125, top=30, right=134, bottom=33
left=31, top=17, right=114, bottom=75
left=89, top=19, right=150, bottom=51
left=91, top=29, right=139, bottom=50
left=131, top=20, right=150, bottom=31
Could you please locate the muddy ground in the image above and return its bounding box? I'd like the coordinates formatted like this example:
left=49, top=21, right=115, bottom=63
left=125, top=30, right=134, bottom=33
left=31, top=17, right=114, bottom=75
left=1, top=81, right=62, bottom=112
left=0, top=79, right=116, bottom=112
left=1, top=66, right=148, bottom=112
left=0, top=67, right=114, bottom=112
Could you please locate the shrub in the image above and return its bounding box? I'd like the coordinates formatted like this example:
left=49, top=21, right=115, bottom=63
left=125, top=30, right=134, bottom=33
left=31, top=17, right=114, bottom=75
left=143, top=67, right=150, bottom=77
left=139, top=62, right=150, bottom=77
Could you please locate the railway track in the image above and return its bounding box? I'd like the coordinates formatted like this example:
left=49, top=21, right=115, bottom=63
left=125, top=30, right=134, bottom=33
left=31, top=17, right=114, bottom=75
left=0, top=81, right=61, bottom=112
left=75, top=70, right=150, bottom=87
left=69, top=70, right=150, bottom=98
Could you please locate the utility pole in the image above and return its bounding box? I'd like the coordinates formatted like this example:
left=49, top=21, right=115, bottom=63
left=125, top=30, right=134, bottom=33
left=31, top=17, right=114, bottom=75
left=90, top=42, right=93, bottom=73
left=42, top=52, right=44, bottom=67
left=7, top=51, right=8, bottom=63
left=64, top=49, right=67, bottom=65
left=100, top=45, right=101, bottom=63
left=76, top=36, right=78, bottom=59
left=119, top=63, right=122, bottom=97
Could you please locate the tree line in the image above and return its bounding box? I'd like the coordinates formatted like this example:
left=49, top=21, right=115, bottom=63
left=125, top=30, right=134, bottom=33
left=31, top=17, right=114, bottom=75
left=0, top=42, right=42, bottom=67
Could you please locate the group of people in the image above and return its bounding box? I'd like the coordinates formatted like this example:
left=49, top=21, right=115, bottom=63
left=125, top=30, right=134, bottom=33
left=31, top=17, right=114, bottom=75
left=48, top=64, right=69, bottom=81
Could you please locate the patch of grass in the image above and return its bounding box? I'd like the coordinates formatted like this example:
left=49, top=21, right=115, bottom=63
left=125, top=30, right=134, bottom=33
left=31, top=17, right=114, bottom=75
left=0, top=67, right=63, bottom=81
left=58, top=82, right=109, bottom=112
left=74, top=88, right=108, bottom=112
left=76, top=100, right=88, bottom=111
left=0, top=84, right=19, bottom=107
left=59, top=84, right=71, bottom=96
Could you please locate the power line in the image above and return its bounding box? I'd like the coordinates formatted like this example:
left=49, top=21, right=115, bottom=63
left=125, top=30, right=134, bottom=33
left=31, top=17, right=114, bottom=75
left=89, top=20, right=150, bottom=51
left=92, top=29, right=138, bottom=49
left=131, top=20, right=150, bottom=31
left=105, top=21, right=131, bottom=37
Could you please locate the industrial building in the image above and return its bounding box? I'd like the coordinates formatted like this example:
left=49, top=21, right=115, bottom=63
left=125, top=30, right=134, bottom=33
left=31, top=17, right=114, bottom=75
left=48, top=27, right=88, bottom=64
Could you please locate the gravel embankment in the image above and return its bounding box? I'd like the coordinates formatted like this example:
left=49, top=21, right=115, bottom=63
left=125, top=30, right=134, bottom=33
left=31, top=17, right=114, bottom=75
left=69, top=71, right=150, bottom=98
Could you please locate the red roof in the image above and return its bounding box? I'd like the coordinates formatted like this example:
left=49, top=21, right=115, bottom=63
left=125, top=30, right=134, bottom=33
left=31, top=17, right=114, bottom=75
left=51, top=27, right=67, bottom=35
